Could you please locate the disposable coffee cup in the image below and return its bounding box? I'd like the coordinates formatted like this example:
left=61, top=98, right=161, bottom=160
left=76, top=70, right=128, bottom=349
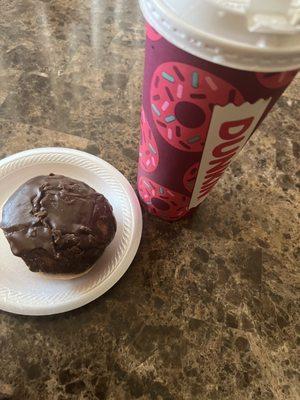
left=137, top=0, right=300, bottom=221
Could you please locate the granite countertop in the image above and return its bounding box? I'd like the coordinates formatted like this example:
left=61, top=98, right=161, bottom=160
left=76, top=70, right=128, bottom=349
left=0, top=1, right=299, bottom=399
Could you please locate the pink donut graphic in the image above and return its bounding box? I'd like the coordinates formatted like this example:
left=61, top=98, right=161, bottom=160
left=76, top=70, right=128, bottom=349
left=138, top=176, right=189, bottom=221
left=146, top=23, right=162, bottom=42
left=183, top=162, right=200, bottom=193
left=256, top=71, right=297, bottom=89
left=139, top=108, right=159, bottom=173
left=150, top=63, right=244, bottom=152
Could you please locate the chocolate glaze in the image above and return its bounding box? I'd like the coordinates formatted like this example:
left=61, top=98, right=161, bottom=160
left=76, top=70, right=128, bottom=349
left=0, top=174, right=117, bottom=274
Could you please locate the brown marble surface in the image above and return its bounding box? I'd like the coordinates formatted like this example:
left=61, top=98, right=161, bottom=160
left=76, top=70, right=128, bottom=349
left=0, top=1, right=299, bottom=399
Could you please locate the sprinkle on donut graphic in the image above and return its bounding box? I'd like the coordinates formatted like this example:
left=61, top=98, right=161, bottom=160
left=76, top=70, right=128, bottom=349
left=138, top=176, right=189, bottom=221
left=255, top=71, right=297, bottom=89
left=183, top=162, right=200, bottom=193
left=150, top=62, right=244, bottom=152
left=146, top=23, right=162, bottom=42
left=139, top=108, right=159, bottom=173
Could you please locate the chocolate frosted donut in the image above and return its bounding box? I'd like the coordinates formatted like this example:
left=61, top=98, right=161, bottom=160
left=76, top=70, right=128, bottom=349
left=0, top=174, right=116, bottom=276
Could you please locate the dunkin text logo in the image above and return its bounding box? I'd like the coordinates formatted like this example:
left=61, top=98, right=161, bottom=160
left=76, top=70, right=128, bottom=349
left=197, top=117, right=253, bottom=200
left=189, top=99, right=272, bottom=209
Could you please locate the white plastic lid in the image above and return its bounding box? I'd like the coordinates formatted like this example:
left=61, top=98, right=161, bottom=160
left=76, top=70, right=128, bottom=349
left=140, top=0, right=300, bottom=71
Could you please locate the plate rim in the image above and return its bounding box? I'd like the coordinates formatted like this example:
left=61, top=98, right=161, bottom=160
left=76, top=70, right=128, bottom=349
left=0, top=147, right=143, bottom=316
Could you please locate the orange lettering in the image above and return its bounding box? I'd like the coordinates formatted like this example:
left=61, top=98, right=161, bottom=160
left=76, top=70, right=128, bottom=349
left=219, top=117, right=253, bottom=140
left=207, top=153, right=236, bottom=174
left=198, top=189, right=211, bottom=199
left=212, top=136, right=244, bottom=158
left=200, top=180, right=218, bottom=193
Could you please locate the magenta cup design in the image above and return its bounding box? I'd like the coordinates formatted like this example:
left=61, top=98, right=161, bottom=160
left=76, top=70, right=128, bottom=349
left=138, top=108, right=159, bottom=173
left=137, top=22, right=298, bottom=221
left=150, top=62, right=244, bottom=153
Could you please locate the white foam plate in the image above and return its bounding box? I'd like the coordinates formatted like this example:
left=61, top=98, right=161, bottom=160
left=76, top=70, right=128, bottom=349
left=0, top=148, right=142, bottom=316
